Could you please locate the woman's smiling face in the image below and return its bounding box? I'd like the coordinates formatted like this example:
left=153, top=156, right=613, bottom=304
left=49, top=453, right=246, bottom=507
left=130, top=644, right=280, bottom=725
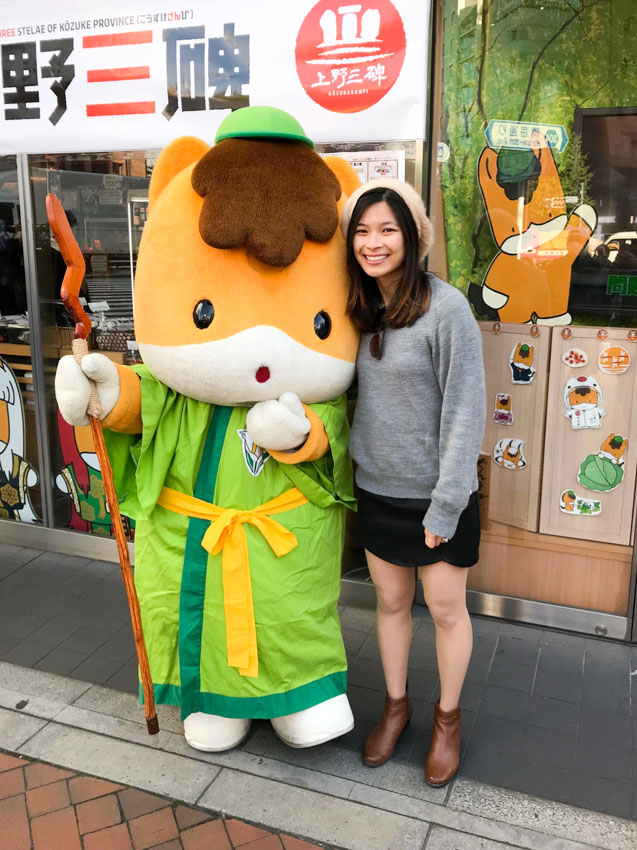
left=352, top=200, right=406, bottom=286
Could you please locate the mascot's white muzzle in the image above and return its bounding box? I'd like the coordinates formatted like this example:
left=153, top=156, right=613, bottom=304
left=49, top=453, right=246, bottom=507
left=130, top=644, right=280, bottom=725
left=139, top=325, right=355, bottom=405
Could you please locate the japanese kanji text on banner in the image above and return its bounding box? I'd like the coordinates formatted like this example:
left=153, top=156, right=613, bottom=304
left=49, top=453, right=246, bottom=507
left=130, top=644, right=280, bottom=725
left=0, top=0, right=430, bottom=153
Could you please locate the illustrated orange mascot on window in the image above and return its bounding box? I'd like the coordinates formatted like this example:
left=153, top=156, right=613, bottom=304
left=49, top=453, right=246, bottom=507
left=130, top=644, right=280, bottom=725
left=469, top=133, right=597, bottom=325
left=55, top=107, right=361, bottom=752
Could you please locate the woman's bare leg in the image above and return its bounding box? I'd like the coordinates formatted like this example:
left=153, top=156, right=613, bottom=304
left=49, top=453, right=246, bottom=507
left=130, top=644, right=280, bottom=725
left=365, top=550, right=416, bottom=698
left=418, top=561, right=472, bottom=710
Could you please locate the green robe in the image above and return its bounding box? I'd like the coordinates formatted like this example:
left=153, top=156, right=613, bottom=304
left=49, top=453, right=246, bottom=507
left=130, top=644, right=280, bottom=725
left=105, top=366, right=355, bottom=720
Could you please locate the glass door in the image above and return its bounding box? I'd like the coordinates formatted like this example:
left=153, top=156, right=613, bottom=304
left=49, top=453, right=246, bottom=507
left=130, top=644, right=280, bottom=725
left=28, top=150, right=156, bottom=538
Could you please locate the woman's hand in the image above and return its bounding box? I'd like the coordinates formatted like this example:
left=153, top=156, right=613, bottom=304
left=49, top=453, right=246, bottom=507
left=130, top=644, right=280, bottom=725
left=424, top=529, right=449, bottom=549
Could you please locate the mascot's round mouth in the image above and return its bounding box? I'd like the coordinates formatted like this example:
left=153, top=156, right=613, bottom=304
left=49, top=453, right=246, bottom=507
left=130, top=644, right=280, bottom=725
left=255, top=366, right=271, bottom=383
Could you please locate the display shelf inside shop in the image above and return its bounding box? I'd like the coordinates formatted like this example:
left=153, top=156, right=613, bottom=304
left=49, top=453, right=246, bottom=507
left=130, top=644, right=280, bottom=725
left=56, top=348, right=126, bottom=364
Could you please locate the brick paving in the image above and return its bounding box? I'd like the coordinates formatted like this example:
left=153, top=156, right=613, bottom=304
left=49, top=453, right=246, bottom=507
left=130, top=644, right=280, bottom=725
left=0, top=751, right=327, bottom=850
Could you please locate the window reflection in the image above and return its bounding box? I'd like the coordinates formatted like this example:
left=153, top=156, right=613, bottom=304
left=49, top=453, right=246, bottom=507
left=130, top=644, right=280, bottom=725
left=0, top=156, right=41, bottom=523
left=570, top=111, right=637, bottom=324
left=29, top=149, right=156, bottom=535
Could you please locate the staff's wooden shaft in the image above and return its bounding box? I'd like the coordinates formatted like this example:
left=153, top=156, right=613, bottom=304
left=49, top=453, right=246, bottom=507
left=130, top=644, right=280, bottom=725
left=72, top=337, right=158, bottom=735
left=72, top=340, right=158, bottom=735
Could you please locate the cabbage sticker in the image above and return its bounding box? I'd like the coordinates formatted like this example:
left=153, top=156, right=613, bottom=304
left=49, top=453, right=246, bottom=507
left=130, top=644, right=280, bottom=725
left=577, top=433, right=628, bottom=493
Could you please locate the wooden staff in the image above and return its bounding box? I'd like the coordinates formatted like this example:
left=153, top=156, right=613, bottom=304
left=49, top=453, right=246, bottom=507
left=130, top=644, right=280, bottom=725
left=47, top=194, right=158, bottom=735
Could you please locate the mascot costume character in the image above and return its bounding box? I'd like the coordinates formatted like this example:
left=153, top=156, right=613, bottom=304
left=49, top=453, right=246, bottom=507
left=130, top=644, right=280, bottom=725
left=55, top=107, right=361, bottom=752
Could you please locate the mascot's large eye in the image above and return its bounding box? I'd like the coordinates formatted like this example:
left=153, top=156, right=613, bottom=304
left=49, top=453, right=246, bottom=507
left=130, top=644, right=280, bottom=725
left=313, top=311, right=332, bottom=340
left=193, top=299, right=214, bottom=329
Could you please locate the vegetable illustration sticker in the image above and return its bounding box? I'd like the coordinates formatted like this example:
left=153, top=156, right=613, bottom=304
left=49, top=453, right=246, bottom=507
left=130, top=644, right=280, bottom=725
left=560, top=489, right=601, bottom=516
left=493, top=393, right=513, bottom=425
left=563, top=375, right=605, bottom=429
left=562, top=348, right=588, bottom=368
left=577, top=433, right=628, bottom=492
left=509, top=343, right=536, bottom=384
left=494, top=437, right=526, bottom=470
left=598, top=346, right=630, bottom=375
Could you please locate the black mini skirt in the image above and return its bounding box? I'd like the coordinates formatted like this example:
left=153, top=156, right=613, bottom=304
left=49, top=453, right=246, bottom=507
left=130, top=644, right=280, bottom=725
left=356, top=488, right=481, bottom=568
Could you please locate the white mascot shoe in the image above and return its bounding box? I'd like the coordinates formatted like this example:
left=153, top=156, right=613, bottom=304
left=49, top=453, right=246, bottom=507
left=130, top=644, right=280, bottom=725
left=270, top=694, right=354, bottom=748
left=183, top=712, right=252, bottom=752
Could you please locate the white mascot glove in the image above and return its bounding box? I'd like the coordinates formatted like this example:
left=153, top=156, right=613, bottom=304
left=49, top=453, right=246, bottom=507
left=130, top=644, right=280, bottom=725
left=55, top=353, right=121, bottom=426
left=246, top=392, right=311, bottom=451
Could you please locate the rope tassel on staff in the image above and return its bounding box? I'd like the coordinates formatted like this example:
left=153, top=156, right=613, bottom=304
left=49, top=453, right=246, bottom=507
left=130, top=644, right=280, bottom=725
left=46, top=193, right=159, bottom=736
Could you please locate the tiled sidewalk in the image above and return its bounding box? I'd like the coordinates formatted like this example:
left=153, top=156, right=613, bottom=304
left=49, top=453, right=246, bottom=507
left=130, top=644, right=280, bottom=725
left=0, top=751, right=325, bottom=850
left=1, top=541, right=636, bottom=821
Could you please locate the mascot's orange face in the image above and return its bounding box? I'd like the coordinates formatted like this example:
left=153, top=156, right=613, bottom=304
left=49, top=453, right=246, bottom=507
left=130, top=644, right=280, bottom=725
left=134, top=136, right=360, bottom=405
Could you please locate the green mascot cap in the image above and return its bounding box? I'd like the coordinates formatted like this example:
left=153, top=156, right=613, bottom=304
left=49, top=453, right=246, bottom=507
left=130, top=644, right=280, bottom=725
left=214, top=106, right=315, bottom=149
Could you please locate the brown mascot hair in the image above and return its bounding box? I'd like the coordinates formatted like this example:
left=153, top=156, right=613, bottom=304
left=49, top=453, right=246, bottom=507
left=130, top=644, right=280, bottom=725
left=191, top=138, right=342, bottom=268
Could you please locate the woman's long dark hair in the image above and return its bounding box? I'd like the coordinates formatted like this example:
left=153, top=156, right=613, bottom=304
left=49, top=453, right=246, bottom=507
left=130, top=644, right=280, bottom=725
left=346, top=187, right=430, bottom=332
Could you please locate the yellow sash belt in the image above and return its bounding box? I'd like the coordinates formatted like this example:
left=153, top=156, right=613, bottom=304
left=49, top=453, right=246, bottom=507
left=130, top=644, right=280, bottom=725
left=156, top=485, right=308, bottom=678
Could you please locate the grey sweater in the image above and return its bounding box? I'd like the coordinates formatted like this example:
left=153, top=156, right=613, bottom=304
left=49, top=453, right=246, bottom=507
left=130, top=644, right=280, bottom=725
left=350, top=276, right=486, bottom=540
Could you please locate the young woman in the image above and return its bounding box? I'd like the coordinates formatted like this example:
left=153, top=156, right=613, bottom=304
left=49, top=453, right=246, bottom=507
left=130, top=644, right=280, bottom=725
left=341, top=179, right=485, bottom=786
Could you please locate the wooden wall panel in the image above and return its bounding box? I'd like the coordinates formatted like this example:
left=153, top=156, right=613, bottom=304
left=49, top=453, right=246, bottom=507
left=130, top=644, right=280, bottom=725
left=539, top=327, right=637, bottom=545
left=479, top=321, right=551, bottom=531
left=470, top=521, right=631, bottom=615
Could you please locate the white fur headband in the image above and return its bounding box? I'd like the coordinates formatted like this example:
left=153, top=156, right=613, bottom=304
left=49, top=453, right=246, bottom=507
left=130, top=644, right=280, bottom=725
left=340, top=178, right=433, bottom=263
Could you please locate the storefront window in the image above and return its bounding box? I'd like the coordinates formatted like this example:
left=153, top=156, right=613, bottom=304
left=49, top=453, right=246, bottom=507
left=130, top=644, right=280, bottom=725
left=438, top=0, right=637, bottom=327
left=0, top=155, right=41, bottom=523
left=570, top=109, right=637, bottom=323
left=436, top=0, right=637, bottom=627
left=28, top=150, right=156, bottom=536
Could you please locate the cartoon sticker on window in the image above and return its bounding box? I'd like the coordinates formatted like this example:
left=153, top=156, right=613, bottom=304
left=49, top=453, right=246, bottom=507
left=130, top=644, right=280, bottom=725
left=493, top=393, right=513, bottom=425
left=55, top=410, right=134, bottom=538
left=509, top=343, right=536, bottom=384
left=494, top=437, right=526, bottom=470
left=469, top=133, right=596, bottom=325
left=562, top=347, right=588, bottom=368
left=563, top=376, right=605, bottom=429
left=560, top=489, right=601, bottom=516
left=0, top=357, right=39, bottom=522
left=577, top=433, right=628, bottom=492
left=598, top=346, right=630, bottom=375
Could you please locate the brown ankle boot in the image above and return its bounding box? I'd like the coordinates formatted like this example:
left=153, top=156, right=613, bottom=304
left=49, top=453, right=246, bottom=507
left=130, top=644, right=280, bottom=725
left=363, top=692, right=413, bottom=767
left=425, top=702, right=461, bottom=786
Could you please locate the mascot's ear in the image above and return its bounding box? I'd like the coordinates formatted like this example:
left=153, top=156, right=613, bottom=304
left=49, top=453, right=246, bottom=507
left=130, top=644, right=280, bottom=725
left=323, top=155, right=361, bottom=200
left=148, top=136, right=211, bottom=210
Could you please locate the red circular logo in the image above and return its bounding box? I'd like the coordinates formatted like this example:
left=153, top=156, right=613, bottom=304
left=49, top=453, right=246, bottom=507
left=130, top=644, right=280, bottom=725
left=295, top=0, right=406, bottom=114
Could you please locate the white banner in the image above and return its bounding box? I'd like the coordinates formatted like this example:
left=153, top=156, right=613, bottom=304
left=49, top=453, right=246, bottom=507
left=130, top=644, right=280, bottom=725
left=0, top=0, right=430, bottom=154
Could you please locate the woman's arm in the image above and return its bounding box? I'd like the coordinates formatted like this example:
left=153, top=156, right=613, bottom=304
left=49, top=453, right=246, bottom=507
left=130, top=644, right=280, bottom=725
left=424, top=291, right=486, bottom=540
